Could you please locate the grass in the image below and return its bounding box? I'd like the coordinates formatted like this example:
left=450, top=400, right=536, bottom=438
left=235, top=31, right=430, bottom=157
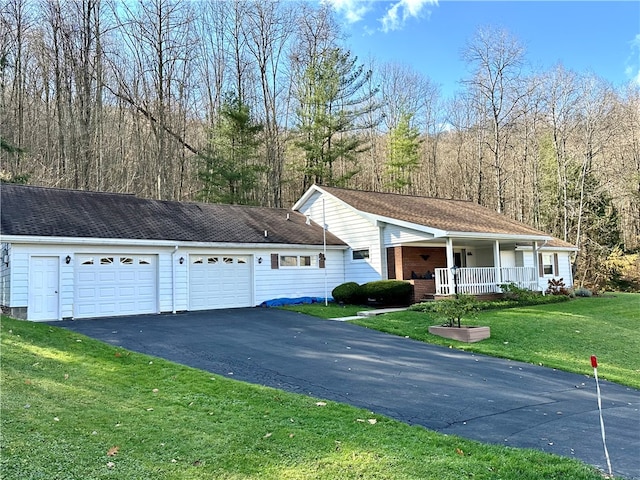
left=345, top=293, right=640, bottom=390
left=0, top=315, right=615, bottom=480
left=280, top=302, right=372, bottom=319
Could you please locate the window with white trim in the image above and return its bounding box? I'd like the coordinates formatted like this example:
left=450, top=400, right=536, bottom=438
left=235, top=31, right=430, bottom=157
left=542, top=253, right=554, bottom=276
left=279, top=254, right=318, bottom=268
left=279, top=255, right=298, bottom=267
left=352, top=249, right=370, bottom=261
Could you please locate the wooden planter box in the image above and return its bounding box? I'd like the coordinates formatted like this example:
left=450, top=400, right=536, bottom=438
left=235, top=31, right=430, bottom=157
left=428, top=325, right=490, bottom=343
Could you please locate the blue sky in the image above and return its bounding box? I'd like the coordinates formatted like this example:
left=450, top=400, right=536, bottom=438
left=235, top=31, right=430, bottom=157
left=324, top=0, right=640, bottom=99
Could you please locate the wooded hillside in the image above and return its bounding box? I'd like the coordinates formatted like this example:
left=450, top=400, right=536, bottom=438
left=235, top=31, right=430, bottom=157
left=2, top=0, right=638, bottom=288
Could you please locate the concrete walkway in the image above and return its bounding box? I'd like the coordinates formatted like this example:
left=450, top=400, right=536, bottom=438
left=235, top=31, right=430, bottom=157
left=52, top=308, right=640, bottom=479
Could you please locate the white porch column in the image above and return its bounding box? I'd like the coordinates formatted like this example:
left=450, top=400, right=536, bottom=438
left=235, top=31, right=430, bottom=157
left=533, top=241, right=540, bottom=291
left=493, top=240, right=501, bottom=292
left=377, top=221, right=388, bottom=279
left=446, top=237, right=455, bottom=295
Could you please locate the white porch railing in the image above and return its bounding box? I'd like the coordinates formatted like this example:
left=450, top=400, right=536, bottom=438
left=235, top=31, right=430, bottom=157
left=435, top=267, right=538, bottom=295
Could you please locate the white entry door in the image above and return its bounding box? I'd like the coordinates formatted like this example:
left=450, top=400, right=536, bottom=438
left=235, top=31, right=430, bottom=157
left=28, top=256, right=59, bottom=321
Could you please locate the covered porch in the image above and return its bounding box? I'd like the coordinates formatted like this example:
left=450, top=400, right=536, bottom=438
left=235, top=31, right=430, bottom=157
left=386, top=238, right=541, bottom=300
left=433, top=266, right=537, bottom=295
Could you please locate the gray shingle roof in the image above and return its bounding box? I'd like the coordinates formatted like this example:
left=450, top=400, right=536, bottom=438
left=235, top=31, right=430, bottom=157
left=319, top=186, right=576, bottom=247
left=1, top=184, right=345, bottom=246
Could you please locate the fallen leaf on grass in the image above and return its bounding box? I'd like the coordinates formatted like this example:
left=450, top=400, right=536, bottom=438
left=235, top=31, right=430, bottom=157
left=367, top=419, right=377, bottom=425
left=24, top=379, right=32, bottom=385
left=107, top=446, right=119, bottom=457
left=456, top=448, right=464, bottom=456
left=289, top=433, right=295, bottom=438
left=114, top=352, right=122, bottom=357
left=106, top=462, right=115, bottom=469
left=264, top=432, right=272, bottom=438
left=315, top=401, right=327, bottom=407
left=54, top=417, right=60, bottom=422
left=64, top=373, right=69, bottom=380
left=152, top=388, right=159, bottom=393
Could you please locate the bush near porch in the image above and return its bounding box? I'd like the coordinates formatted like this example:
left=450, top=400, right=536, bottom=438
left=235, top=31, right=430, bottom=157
left=332, top=280, right=413, bottom=307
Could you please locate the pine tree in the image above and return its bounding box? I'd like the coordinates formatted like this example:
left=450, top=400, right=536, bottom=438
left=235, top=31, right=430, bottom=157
left=385, top=112, right=422, bottom=193
left=198, top=94, right=264, bottom=205
left=293, top=47, right=379, bottom=190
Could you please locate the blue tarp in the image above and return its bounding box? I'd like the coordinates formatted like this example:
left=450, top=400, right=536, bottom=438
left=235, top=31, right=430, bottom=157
left=260, top=297, right=332, bottom=307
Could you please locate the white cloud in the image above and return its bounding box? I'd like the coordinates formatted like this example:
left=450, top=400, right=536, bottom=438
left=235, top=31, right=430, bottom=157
left=626, top=33, right=640, bottom=87
left=380, top=0, right=437, bottom=33
left=324, top=0, right=437, bottom=31
left=323, top=0, right=372, bottom=24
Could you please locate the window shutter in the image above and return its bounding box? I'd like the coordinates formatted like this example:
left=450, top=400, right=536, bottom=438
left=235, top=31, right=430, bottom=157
left=319, top=253, right=326, bottom=269
left=538, top=253, right=544, bottom=277
left=553, top=253, right=559, bottom=276
left=270, top=253, right=279, bottom=269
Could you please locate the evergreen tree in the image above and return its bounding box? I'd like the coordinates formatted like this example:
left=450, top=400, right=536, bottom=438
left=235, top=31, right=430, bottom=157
left=197, top=94, right=264, bottom=205
left=385, top=112, right=421, bottom=193
left=293, top=47, right=379, bottom=190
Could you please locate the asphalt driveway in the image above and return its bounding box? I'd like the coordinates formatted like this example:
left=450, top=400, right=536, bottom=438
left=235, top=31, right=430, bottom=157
left=53, top=308, right=639, bottom=479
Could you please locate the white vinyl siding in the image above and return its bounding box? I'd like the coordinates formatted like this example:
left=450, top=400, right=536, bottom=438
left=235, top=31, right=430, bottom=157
left=383, top=224, right=434, bottom=246
left=253, top=248, right=344, bottom=304
left=298, top=192, right=381, bottom=284
left=0, top=243, right=11, bottom=306
left=522, top=250, right=574, bottom=291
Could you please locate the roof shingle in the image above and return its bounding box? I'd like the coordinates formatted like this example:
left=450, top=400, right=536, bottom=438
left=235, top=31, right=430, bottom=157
left=319, top=186, right=576, bottom=247
left=1, top=184, right=345, bottom=246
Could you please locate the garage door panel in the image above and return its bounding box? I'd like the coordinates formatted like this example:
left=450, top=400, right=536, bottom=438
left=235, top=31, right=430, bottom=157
left=75, top=254, right=157, bottom=318
left=119, top=271, right=136, bottom=282
left=78, top=271, right=96, bottom=282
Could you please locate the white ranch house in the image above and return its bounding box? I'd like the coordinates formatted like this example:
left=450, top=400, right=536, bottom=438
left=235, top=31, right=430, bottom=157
left=1, top=184, right=576, bottom=321
left=295, top=186, right=577, bottom=301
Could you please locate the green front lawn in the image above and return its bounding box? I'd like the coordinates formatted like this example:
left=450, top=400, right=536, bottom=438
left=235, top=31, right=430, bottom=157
left=1, top=316, right=613, bottom=479
left=348, top=293, right=640, bottom=390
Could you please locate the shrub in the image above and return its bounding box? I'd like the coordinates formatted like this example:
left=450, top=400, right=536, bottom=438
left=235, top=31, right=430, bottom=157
left=410, top=292, right=571, bottom=313
left=500, top=282, right=537, bottom=302
left=546, top=278, right=570, bottom=296
left=573, top=286, right=593, bottom=297
left=331, top=282, right=364, bottom=304
left=361, top=280, right=413, bottom=307
left=431, top=294, right=479, bottom=328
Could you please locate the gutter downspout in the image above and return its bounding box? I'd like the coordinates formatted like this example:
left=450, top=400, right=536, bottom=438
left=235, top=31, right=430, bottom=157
left=172, top=246, right=178, bottom=313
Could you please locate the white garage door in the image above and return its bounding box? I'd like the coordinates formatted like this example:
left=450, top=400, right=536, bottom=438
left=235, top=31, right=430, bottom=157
left=189, top=254, right=252, bottom=310
left=75, top=254, right=157, bottom=318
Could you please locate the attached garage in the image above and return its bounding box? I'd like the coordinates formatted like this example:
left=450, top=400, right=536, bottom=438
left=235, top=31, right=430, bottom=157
left=1, top=184, right=346, bottom=321
left=74, top=254, right=157, bottom=318
left=189, top=254, right=252, bottom=310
